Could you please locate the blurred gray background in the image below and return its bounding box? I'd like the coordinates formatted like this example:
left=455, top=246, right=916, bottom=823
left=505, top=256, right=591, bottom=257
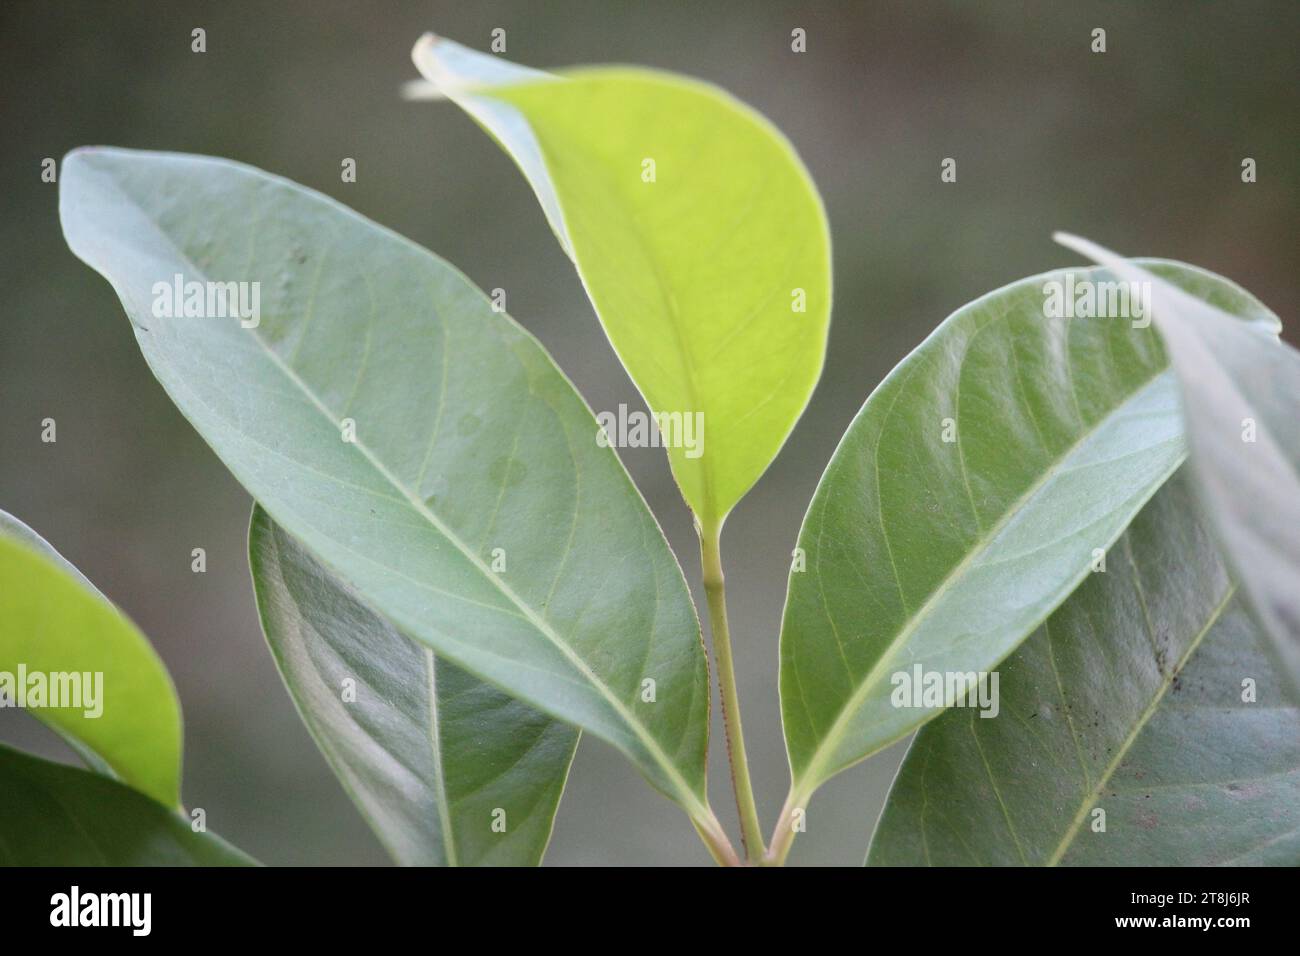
left=1, top=1, right=1296, bottom=865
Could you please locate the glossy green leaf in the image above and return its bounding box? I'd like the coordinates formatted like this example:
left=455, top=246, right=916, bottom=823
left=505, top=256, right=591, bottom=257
left=0, top=511, right=182, bottom=807
left=0, top=743, right=253, bottom=865
left=60, top=148, right=718, bottom=833
left=412, top=35, right=832, bottom=524
left=778, top=261, right=1279, bottom=807
left=250, top=506, right=578, bottom=866
left=1056, top=234, right=1300, bottom=699
left=868, top=474, right=1300, bottom=866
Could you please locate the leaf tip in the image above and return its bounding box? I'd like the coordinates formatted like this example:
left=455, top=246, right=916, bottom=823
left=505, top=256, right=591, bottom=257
left=1051, top=232, right=1134, bottom=273
left=411, top=32, right=443, bottom=78
left=408, top=33, right=458, bottom=101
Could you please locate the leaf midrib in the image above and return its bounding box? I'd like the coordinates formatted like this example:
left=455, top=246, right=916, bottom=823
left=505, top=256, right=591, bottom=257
left=1047, top=584, right=1235, bottom=865
left=470, top=78, right=738, bottom=522
left=793, top=370, right=1182, bottom=797
left=423, top=649, right=458, bottom=866
left=89, top=161, right=709, bottom=819
left=542, top=124, right=718, bottom=519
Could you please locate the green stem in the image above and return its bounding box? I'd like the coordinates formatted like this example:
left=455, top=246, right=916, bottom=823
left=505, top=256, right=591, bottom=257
left=692, top=812, right=743, bottom=867
left=764, top=790, right=803, bottom=866
left=699, top=520, right=766, bottom=862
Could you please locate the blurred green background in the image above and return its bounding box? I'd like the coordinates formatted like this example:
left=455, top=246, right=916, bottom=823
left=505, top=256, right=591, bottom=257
left=1, top=1, right=1296, bottom=865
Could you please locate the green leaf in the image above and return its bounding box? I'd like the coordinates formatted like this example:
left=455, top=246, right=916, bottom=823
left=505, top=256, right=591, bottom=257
left=59, top=148, right=718, bottom=833
left=1056, top=234, right=1300, bottom=699
left=0, top=511, right=182, bottom=807
left=778, top=261, right=1279, bottom=805
left=0, top=742, right=253, bottom=865
left=868, top=473, right=1300, bottom=866
left=250, top=506, right=578, bottom=866
left=412, top=35, right=832, bottom=525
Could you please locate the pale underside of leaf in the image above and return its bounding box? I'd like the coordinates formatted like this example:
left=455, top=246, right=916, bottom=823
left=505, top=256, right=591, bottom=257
left=59, top=148, right=712, bottom=823
left=868, top=474, right=1300, bottom=866
left=251, top=507, right=578, bottom=866
left=1055, top=234, right=1300, bottom=699
left=780, top=262, right=1280, bottom=801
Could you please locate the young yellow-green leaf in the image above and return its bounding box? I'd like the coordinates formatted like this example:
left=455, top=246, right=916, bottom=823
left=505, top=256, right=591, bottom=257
left=60, top=148, right=720, bottom=839
left=250, top=507, right=578, bottom=866
left=868, top=474, right=1300, bottom=866
left=0, top=511, right=182, bottom=808
left=778, top=261, right=1279, bottom=810
left=412, top=35, right=832, bottom=524
left=1056, top=234, right=1300, bottom=699
left=0, top=743, right=253, bottom=865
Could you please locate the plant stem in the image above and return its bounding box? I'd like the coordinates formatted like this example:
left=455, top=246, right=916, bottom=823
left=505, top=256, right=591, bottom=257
left=692, top=812, right=743, bottom=867
left=699, top=520, right=766, bottom=862
left=764, top=791, right=802, bottom=866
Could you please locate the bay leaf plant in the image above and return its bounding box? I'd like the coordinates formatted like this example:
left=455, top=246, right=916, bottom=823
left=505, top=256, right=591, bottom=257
left=13, top=34, right=1291, bottom=866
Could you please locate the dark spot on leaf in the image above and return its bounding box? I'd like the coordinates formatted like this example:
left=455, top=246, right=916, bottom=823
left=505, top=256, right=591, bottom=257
left=1225, top=782, right=1263, bottom=799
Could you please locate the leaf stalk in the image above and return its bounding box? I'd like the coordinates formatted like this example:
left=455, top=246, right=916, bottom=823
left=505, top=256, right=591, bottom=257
left=699, top=521, right=766, bottom=862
